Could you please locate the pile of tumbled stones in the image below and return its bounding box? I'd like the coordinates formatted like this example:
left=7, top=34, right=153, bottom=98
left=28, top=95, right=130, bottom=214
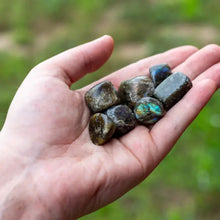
left=85, top=64, right=192, bottom=145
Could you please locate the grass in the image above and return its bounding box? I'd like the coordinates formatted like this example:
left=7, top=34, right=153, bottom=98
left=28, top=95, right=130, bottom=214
left=0, top=0, right=219, bottom=219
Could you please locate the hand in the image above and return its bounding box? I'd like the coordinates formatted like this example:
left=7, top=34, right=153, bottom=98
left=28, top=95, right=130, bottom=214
left=0, top=35, right=219, bottom=220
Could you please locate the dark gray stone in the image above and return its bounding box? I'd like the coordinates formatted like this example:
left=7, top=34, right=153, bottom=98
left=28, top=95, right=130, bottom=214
left=149, top=64, right=172, bottom=87
left=89, top=113, right=116, bottom=145
left=118, top=76, right=154, bottom=108
left=154, top=72, right=192, bottom=110
left=106, top=105, right=136, bottom=136
left=85, top=81, right=120, bottom=113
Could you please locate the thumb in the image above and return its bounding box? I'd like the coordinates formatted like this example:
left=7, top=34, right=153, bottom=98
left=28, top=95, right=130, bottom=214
left=31, top=35, right=114, bottom=86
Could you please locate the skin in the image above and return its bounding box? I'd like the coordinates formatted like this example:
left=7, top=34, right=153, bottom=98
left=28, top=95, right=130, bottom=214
left=0, top=35, right=219, bottom=220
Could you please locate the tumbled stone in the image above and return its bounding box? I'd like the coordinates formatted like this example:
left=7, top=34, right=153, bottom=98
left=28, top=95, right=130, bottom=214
left=106, top=105, right=136, bottom=136
left=89, top=113, right=116, bottom=145
left=154, top=72, right=192, bottom=110
left=134, top=97, right=165, bottom=125
left=85, top=81, right=120, bottom=113
left=118, top=76, right=154, bottom=108
left=149, top=64, right=172, bottom=87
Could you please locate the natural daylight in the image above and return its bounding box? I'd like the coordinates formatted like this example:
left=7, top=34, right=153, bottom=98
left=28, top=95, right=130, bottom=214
left=0, top=0, right=219, bottom=219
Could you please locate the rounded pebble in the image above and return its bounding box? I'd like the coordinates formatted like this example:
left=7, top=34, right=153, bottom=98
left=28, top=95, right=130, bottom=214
left=85, top=81, right=120, bottom=113
left=118, top=76, right=154, bottom=108
left=106, top=105, right=136, bottom=136
left=89, top=113, right=116, bottom=145
left=134, top=97, right=165, bottom=125
left=149, top=64, right=172, bottom=87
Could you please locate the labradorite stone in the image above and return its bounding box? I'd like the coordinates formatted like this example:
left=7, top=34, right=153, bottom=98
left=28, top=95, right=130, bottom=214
left=154, top=72, right=192, bottom=110
left=149, top=64, right=172, bottom=87
left=134, top=97, right=165, bottom=125
left=85, top=81, right=120, bottom=113
left=89, top=113, right=116, bottom=145
left=106, top=105, right=136, bottom=136
left=118, top=76, right=154, bottom=108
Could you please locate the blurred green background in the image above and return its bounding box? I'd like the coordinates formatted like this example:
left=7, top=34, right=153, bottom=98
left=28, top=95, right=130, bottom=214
left=0, top=0, right=219, bottom=219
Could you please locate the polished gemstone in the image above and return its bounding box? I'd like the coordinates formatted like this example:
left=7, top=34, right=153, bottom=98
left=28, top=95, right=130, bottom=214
left=106, top=105, right=136, bottom=136
left=134, top=97, right=165, bottom=125
left=89, top=113, right=116, bottom=145
left=154, top=72, right=192, bottom=110
left=85, top=81, right=120, bottom=113
left=149, top=64, right=172, bottom=87
left=118, top=76, right=154, bottom=108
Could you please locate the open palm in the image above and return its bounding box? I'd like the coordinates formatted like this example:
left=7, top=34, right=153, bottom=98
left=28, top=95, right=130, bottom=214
left=0, top=36, right=219, bottom=220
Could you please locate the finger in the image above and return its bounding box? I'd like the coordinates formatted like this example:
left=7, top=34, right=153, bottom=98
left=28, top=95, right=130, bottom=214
left=194, top=62, right=220, bottom=88
left=107, top=45, right=198, bottom=87
left=173, top=44, right=220, bottom=80
left=148, top=44, right=220, bottom=159
left=31, top=35, right=114, bottom=86
left=150, top=78, right=218, bottom=161
left=81, top=45, right=198, bottom=91
left=120, top=45, right=220, bottom=170
left=119, top=125, right=156, bottom=175
left=108, top=79, right=218, bottom=177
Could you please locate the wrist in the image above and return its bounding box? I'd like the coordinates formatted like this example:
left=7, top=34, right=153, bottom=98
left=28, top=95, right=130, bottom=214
left=0, top=157, right=52, bottom=220
left=0, top=134, right=29, bottom=185
left=0, top=176, right=50, bottom=220
left=0, top=136, right=45, bottom=220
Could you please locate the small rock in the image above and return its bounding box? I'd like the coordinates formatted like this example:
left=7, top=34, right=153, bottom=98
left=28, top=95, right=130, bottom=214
left=85, top=81, right=120, bottom=113
left=149, top=64, right=172, bottom=87
left=118, top=76, right=154, bottom=108
left=89, top=113, right=116, bottom=145
left=106, top=105, right=136, bottom=136
left=134, top=97, right=165, bottom=125
left=154, top=72, right=192, bottom=110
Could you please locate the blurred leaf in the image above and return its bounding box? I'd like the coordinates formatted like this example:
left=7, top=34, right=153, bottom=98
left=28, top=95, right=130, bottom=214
left=181, top=0, right=203, bottom=20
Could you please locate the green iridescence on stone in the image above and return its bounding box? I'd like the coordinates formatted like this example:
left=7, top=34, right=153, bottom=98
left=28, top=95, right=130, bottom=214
left=136, top=103, right=161, bottom=124
left=134, top=97, right=165, bottom=125
left=136, top=103, right=161, bottom=117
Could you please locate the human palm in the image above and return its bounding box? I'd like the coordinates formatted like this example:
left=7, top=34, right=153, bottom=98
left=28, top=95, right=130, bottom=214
left=0, top=36, right=219, bottom=220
